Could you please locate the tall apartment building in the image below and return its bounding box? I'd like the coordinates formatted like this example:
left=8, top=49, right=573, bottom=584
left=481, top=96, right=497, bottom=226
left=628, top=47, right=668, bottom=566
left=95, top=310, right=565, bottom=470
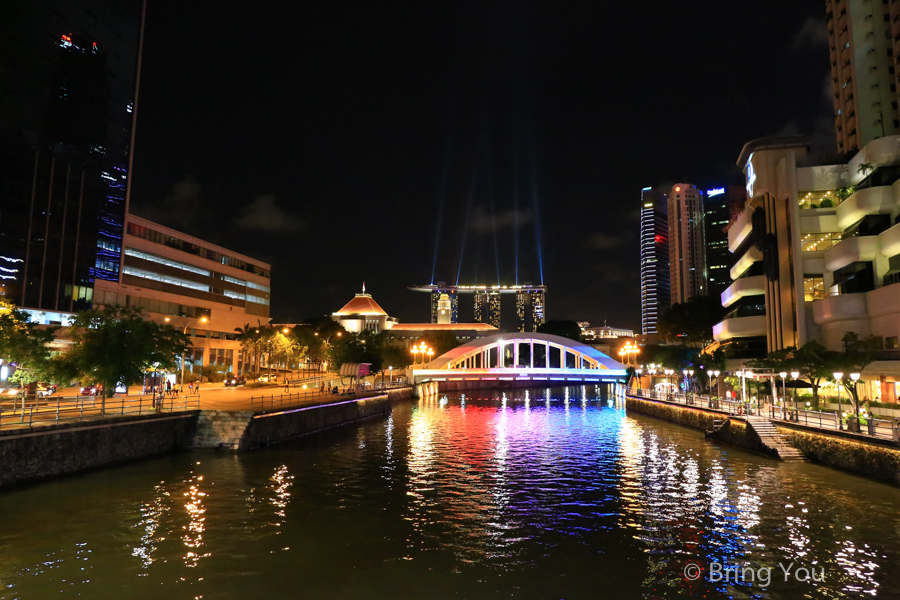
left=0, top=0, right=144, bottom=315
left=474, top=290, right=501, bottom=328
left=639, top=188, right=670, bottom=335
left=516, top=288, right=545, bottom=333
left=704, top=185, right=747, bottom=298
left=94, top=214, right=271, bottom=377
left=827, top=0, right=900, bottom=153
left=668, top=183, right=707, bottom=305
left=714, top=134, right=900, bottom=401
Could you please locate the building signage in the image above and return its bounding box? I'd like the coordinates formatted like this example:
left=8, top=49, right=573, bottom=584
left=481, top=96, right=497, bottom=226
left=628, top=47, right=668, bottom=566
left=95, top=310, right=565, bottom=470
left=707, top=187, right=725, bottom=197
left=746, top=157, right=757, bottom=198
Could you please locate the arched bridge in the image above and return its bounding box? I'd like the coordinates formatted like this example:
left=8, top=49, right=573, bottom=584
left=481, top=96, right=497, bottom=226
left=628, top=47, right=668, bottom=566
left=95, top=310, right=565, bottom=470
left=411, top=333, right=628, bottom=384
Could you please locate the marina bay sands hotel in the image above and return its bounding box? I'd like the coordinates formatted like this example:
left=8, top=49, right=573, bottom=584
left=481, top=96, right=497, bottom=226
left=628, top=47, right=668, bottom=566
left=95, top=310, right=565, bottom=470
left=409, top=283, right=546, bottom=332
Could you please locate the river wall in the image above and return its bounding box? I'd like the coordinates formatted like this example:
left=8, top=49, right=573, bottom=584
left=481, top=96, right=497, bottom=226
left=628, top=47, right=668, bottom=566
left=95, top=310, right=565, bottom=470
left=624, top=396, right=772, bottom=456
left=0, top=412, right=199, bottom=488
left=778, top=425, right=900, bottom=485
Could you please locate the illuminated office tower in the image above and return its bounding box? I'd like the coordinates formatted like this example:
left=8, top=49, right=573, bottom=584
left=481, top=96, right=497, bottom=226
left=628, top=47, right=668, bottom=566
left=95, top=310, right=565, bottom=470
left=0, top=0, right=145, bottom=313
left=704, top=185, right=746, bottom=298
left=826, top=0, right=900, bottom=153
left=668, top=183, right=707, bottom=305
left=474, top=291, right=501, bottom=328
left=516, top=288, right=545, bottom=333
left=429, top=283, right=458, bottom=323
left=640, top=188, right=670, bottom=335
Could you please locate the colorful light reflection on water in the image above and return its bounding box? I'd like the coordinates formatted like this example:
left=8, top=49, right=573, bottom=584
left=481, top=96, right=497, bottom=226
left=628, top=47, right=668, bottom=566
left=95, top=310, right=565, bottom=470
left=1, top=387, right=899, bottom=599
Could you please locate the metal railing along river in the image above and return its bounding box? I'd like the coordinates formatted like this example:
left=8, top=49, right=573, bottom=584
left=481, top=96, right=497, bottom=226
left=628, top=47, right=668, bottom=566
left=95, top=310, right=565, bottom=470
left=626, top=387, right=757, bottom=416
left=0, top=394, right=200, bottom=430
left=768, top=404, right=899, bottom=442
left=251, top=381, right=410, bottom=412
left=626, top=387, right=900, bottom=442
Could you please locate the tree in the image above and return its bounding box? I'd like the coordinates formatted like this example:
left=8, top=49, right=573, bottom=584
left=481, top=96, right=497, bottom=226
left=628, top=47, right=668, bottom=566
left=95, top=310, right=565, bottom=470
left=234, top=323, right=265, bottom=375
left=785, top=341, right=840, bottom=409
left=657, top=296, right=727, bottom=347
left=536, top=320, right=583, bottom=342
left=0, top=298, right=57, bottom=395
left=412, top=331, right=460, bottom=357
left=65, top=305, right=189, bottom=414
left=835, top=331, right=882, bottom=417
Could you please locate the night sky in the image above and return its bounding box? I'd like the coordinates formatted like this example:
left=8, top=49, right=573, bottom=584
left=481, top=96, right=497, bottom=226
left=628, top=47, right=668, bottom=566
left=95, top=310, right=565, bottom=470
left=130, top=1, right=831, bottom=330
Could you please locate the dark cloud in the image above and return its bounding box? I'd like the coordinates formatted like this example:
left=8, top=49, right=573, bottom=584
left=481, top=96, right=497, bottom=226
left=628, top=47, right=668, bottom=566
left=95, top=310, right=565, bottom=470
left=582, top=232, right=627, bottom=250
left=234, top=195, right=306, bottom=232
left=468, top=206, right=533, bottom=234
left=132, top=175, right=201, bottom=228
left=792, top=17, right=828, bottom=52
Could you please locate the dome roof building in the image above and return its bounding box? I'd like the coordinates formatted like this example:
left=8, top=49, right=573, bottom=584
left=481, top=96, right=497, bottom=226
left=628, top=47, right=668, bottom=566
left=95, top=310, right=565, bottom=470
left=331, top=284, right=398, bottom=333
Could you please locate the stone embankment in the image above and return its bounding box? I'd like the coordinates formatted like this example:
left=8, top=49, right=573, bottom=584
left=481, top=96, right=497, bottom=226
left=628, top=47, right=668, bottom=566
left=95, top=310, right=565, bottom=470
left=1, top=386, right=421, bottom=489
left=626, top=393, right=900, bottom=485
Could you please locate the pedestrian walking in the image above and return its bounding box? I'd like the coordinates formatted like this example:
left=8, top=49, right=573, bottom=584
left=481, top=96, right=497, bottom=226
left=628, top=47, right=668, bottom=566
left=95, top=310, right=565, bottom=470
left=196, top=381, right=200, bottom=394
left=284, top=379, right=290, bottom=393
left=188, top=381, right=194, bottom=394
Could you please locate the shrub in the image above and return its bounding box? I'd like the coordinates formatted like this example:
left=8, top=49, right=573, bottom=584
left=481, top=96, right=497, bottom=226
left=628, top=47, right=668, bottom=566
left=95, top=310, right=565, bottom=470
left=819, top=198, right=833, bottom=208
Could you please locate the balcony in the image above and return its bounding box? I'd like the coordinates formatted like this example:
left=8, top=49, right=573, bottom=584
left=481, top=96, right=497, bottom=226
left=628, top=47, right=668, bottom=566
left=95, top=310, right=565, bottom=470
left=812, top=292, right=868, bottom=324
left=879, top=221, right=900, bottom=258
left=721, top=275, right=765, bottom=308
left=823, top=235, right=880, bottom=272
left=728, top=205, right=753, bottom=253
left=730, top=246, right=763, bottom=280
left=835, top=185, right=895, bottom=229
left=713, top=315, right=767, bottom=342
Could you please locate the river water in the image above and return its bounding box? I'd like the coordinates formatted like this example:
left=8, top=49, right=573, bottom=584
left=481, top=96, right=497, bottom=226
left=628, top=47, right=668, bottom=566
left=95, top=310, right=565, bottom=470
left=1, top=387, right=899, bottom=599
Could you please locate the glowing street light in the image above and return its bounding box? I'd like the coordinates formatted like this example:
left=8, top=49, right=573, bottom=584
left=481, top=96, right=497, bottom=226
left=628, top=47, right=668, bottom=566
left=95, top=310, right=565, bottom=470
left=850, top=372, right=861, bottom=427
left=165, top=315, right=208, bottom=387
left=833, top=371, right=844, bottom=424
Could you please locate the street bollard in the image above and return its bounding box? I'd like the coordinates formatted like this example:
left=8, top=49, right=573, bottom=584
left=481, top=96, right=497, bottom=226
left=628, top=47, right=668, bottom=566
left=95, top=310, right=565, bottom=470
left=29, top=405, right=33, bottom=426
left=56, top=399, right=60, bottom=423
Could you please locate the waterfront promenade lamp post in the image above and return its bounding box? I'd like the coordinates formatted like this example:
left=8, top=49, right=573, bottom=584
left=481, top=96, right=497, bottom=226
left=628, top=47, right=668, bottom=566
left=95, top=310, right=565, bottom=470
left=779, top=372, right=787, bottom=415
left=850, top=372, right=861, bottom=429
left=833, top=372, right=844, bottom=428
left=165, top=315, right=208, bottom=387
left=635, top=368, right=643, bottom=392
left=648, top=367, right=657, bottom=393
left=711, top=370, right=720, bottom=401
left=664, top=369, right=674, bottom=399
left=790, top=371, right=800, bottom=416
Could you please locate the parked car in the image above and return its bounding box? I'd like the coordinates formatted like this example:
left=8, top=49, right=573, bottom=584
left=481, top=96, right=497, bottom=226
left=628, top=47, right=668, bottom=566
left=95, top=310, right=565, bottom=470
left=224, top=376, right=246, bottom=387
left=257, top=374, right=278, bottom=383
left=2, top=386, right=23, bottom=398
left=80, top=384, right=103, bottom=396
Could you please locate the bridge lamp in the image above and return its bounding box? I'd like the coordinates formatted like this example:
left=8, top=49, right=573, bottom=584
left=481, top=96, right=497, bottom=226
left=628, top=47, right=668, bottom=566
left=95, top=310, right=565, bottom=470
left=426, top=348, right=434, bottom=361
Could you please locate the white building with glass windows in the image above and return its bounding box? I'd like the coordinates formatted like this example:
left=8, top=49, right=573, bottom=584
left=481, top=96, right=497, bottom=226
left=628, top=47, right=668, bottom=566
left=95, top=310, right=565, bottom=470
left=93, top=213, right=272, bottom=378
left=713, top=134, right=900, bottom=401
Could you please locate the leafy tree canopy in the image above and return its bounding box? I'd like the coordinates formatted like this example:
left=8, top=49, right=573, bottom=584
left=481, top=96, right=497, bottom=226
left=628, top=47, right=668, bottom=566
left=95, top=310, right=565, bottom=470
left=0, top=298, right=57, bottom=385
left=64, top=305, right=189, bottom=407
left=657, top=296, right=727, bottom=346
left=536, top=320, right=583, bottom=342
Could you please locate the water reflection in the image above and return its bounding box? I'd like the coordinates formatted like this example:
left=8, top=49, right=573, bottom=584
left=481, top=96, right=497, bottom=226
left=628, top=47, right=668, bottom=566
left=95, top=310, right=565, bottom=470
left=0, top=386, right=899, bottom=599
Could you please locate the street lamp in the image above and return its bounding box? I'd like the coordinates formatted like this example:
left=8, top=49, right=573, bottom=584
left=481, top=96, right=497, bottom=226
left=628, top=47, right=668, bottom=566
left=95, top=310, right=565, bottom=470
left=833, top=372, right=844, bottom=426
left=711, top=370, right=720, bottom=401
left=635, top=368, right=643, bottom=392
left=850, top=372, right=861, bottom=429
left=790, top=371, right=799, bottom=415
left=779, top=372, right=787, bottom=415
left=664, top=368, right=673, bottom=398
left=166, top=315, right=208, bottom=389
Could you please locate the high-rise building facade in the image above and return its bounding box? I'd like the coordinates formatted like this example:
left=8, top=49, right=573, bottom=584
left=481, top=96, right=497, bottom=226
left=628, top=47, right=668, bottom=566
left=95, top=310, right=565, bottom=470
left=668, top=183, right=707, bottom=305
left=639, top=188, right=670, bottom=335
left=0, top=0, right=144, bottom=314
left=704, top=185, right=746, bottom=298
left=515, top=288, right=545, bottom=333
left=95, top=213, right=271, bottom=377
left=714, top=134, right=900, bottom=402
left=474, top=290, right=501, bottom=328
left=827, top=0, right=900, bottom=153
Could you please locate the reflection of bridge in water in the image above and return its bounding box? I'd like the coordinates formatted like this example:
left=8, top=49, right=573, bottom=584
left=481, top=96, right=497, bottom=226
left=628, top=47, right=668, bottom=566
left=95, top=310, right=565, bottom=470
left=411, top=333, right=628, bottom=385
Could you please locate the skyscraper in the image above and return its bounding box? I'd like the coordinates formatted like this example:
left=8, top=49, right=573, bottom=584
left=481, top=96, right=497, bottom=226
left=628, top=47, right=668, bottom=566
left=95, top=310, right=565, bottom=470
left=516, top=288, right=545, bottom=333
left=474, top=290, right=501, bottom=328
left=827, top=0, right=900, bottom=153
left=639, top=188, right=670, bottom=335
left=668, top=183, right=707, bottom=305
left=0, top=1, right=145, bottom=315
left=703, top=185, right=746, bottom=298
